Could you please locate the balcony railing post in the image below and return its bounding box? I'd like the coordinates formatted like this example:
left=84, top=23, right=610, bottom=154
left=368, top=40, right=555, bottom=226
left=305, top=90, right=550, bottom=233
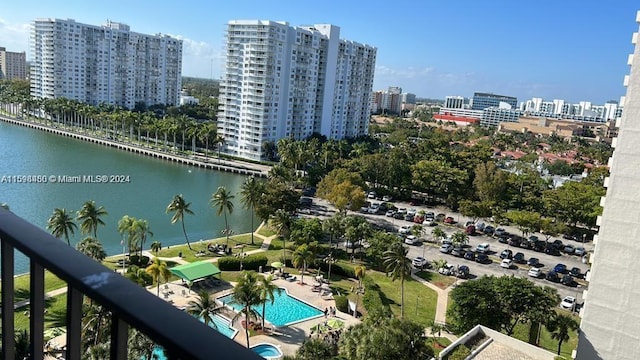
left=30, top=262, right=45, bottom=359
left=66, top=286, right=83, bottom=360
left=110, top=314, right=128, bottom=359
left=1, top=240, right=15, bottom=360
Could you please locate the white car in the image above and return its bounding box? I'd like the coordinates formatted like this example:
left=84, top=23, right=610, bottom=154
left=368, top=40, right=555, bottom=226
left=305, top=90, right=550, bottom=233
left=412, top=256, right=428, bottom=268
left=382, top=195, right=392, bottom=202
left=560, top=296, right=576, bottom=310
left=500, top=258, right=513, bottom=269
left=404, top=235, right=419, bottom=245
left=367, top=191, right=376, bottom=199
left=528, top=267, right=542, bottom=278
left=422, top=219, right=437, bottom=226
left=407, top=208, right=417, bottom=217
left=475, top=243, right=490, bottom=254
left=399, top=225, right=412, bottom=234
left=438, top=264, right=456, bottom=276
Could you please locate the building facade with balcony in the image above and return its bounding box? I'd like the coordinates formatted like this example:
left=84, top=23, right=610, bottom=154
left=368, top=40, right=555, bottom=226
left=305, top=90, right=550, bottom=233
left=30, top=18, right=182, bottom=109
left=218, top=20, right=376, bottom=160
left=0, top=47, right=27, bottom=80
left=576, top=10, right=640, bottom=360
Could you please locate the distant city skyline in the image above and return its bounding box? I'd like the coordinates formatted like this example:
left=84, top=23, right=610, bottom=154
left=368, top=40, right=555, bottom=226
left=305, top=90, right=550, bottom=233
left=0, top=0, right=637, bottom=103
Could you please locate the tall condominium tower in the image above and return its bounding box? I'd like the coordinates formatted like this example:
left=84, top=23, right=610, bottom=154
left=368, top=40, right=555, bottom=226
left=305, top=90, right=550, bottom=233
left=218, top=20, right=376, bottom=161
left=577, top=10, right=640, bottom=360
left=0, top=47, right=27, bottom=80
left=30, top=19, right=182, bottom=109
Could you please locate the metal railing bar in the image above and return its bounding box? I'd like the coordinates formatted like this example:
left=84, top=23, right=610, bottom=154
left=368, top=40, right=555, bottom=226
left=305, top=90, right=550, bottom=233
left=30, top=261, right=45, bottom=359
left=110, top=314, right=128, bottom=360
left=66, top=286, right=83, bottom=360
left=1, top=240, right=15, bottom=360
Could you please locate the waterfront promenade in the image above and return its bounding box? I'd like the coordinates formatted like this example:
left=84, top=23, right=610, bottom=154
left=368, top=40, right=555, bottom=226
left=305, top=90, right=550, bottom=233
left=0, top=114, right=270, bottom=178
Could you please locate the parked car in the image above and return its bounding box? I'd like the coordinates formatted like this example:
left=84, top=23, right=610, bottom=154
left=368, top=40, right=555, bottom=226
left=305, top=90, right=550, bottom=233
left=570, top=267, right=582, bottom=278
left=563, top=244, right=576, bottom=255
left=439, top=244, right=453, bottom=254
left=546, top=270, right=560, bottom=282
left=422, top=219, right=437, bottom=226
left=483, top=225, right=495, bottom=235
left=508, top=237, right=521, bottom=247
left=382, top=195, right=392, bottom=202
left=574, top=246, right=586, bottom=256
left=545, top=244, right=561, bottom=256
left=368, top=203, right=381, bottom=214
left=513, top=252, right=526, bottom=264
left=414, top=214, right=425, bottom=223
left=404, top=213, right=414, bottom=221
left=385, top=209, right=396, bottom=217
left=527, top=257, right=540, bottom=267
left=561, top=274, right=575, bottom=286
left=367, top=191, right=376, bottom=199
left=425, top=212, right=435, bottom=220
left=476, top=243, right=491, bottom=254
left=451, top=247, right=465, bottom=257
left=444, top=216, right=455, bottom=224
left=553, top=263, right=568, bottom=273
left=404, top=235, right=419, bottom=245
left=463, top=250, right=476, bottom=261
left=500, top=249, right=513, bottom=260
left=412, top=256, right=428, bottom=268
left=528, top=267, right=542, bottom=278
left=397, top=208, right=407, bottom=214
left=399, top=225, right=412, bottom=234
left=465, top=225, right=476, bottom=235
left=500, top=258, right=513, bottom=269
left=475, top=253, right=490, bottom=264
left=438, top=264, right=456, bottom=276
left=494, top=228, right=507, bottom=237
left=393, top=212, right=405, bottom=219
left=360, top=206, right=369, bottom=213
left=560, top=296, right=576, bottom=310
left=498, top=236, right=509, bottom=244
left=407, top=208, right=417, bottom=217
left=475, top=222, right=486, bottom=231
left=457, top=265, right=470, bottom=278
left=562, top=233, right=578, bottom=241
left=435, top=213, right=446, bottom=222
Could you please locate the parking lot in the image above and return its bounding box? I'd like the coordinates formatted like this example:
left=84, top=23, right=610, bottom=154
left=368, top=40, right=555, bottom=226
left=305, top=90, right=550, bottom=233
left=300, top=196, right=591, bottom=306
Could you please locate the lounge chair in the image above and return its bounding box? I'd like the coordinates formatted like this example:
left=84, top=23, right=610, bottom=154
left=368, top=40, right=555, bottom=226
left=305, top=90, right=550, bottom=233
left=286, top=276, right=297, bottom=282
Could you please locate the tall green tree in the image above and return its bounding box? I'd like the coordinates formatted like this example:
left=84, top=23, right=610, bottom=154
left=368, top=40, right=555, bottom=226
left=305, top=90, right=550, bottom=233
left=76, top=236, right=107, bottom=262
left=187, top=291, right=222, bottom=329
left=232, top=271, right=262, bottom=348
left=506, top=210, right=541, bottom=239
left=47, top=208, right=77, bottom=245
left=292, top=244, right=315, bottom=285
left=546, top=313, right=579, bottom=355
left=271, top=209, right=293, bottom=265
left=211, top=186, right=235, bottom=247
left=166, top=194, right=195, bottom=250
left=145, top=257, right=171, bottom=297
left=382, top=242, right=412, bottom=319
left=258, top=275, right=279, bottom=331
left=76, top=200, right=108, bottom=238
left=240, top=176, right=264, bottom=245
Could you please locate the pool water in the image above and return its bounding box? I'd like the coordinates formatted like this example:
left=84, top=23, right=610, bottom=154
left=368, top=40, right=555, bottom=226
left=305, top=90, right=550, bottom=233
left=218, top=288, right=323, bottom=327
left=251, top=343, right=283, bottom=358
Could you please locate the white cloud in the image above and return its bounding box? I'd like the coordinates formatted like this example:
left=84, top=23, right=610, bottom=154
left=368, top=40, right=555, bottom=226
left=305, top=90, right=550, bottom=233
left=167, top=34, right=222, bottom=78
left=375, top=65, right=435, bottom=78
left=0, top=18, right=30, bottom=53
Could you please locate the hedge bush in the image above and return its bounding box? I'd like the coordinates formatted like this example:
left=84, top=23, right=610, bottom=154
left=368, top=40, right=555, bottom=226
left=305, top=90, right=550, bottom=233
left=318, top=262, right=355, bottom=279
left=334, top=295, right=349, bottom=313
left=217, top=254, right=268, bottom=271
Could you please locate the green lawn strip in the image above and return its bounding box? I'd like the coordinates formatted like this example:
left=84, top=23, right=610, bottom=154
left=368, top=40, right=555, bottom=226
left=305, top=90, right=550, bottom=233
left=426, top=337, right=452, bottom=356
left=155, top=233, right=262, bottom=261
left=366, top=271, right=437, bottom=327
left=415, top=270, right=457, bottom=289
left=15, top=293, right=68, bottom=332
left=509, top=311, right=580, bottom=358
left=3, top=271, right=68, bottom=303
left=257, top=225, right=276, bottom=238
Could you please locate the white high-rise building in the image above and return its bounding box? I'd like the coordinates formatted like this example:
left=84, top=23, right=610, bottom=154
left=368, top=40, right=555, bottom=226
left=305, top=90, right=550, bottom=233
left=30, top=19, right=182, bottom=109
left=577, top=10, right=640, bottom=360
left=444, top=96, right=465, bottom=109
left=217, top=20, right=376, bottom=160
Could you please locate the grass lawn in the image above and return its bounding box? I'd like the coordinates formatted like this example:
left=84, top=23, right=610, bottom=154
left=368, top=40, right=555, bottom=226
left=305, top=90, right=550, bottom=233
left=15, top=294, right=68, bottom=332
left=426, top=337, right=452, bottom=356
left=257, top=225, right=276, bottom=237
left=509, top=312, right=580, bottom=358
left=366, top=271, right=437, bottom=328
left=3, top=271, right=68, bottom=303
left=415, top=270, right=457, bottom=289
left=155, top=233, right=263, bottom=262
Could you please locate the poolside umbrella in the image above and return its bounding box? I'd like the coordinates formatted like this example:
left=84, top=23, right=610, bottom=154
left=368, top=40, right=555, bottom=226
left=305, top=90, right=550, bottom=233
left=326, top=319, right=344, bottom=329
left=44, top=327, right=66, bottom=340
left=271, top=262, right=284, bottom=269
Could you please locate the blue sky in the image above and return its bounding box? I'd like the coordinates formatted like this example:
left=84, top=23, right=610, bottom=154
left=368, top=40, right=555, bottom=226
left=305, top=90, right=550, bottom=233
left=1, top=1, right=638, bottom=104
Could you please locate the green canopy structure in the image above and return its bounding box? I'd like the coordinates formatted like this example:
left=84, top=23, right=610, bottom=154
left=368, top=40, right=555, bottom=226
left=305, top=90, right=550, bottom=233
left=169, top=261, right=221, bottom=282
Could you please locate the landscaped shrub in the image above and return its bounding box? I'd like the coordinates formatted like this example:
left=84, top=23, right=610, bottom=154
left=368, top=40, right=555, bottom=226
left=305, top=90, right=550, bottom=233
left=217, top=256, right=241, bottom=270
left=443, top=345, right=471, bottom=360
left=334, top=295, right=349, bottom=313
left=318, top=262, right=355, bottom=279
left=242, top=254, right=268, bottom=271
left=128, top=255, right=150, bottom=267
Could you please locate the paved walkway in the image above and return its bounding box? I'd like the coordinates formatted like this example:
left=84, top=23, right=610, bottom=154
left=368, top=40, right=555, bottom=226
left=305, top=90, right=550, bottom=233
left=410, top=270, right=459, bottom=342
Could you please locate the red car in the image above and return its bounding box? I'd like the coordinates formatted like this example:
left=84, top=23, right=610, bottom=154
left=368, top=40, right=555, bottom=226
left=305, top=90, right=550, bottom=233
left=444, top=216, right=455, bottom=224
left=465, top=225, right=476, bottom=235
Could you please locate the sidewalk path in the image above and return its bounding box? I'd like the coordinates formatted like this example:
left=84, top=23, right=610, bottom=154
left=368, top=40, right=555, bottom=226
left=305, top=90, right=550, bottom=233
left=411, top=270, right=458, bottom=342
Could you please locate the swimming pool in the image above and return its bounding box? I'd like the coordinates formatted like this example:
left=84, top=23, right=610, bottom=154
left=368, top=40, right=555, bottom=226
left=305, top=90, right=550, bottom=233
left=251, top=343, right=283, bottom=359
left=218, top=288, right=323, bottom=327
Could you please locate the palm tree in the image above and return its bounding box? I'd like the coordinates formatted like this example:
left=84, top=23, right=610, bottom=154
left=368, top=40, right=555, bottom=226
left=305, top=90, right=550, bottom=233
left=76, top=236, right=107, bottom=262
left=118, top=215, right=136, bottom=255
left=546, top=313, right=579, bottom=355
left=383, top=242, right=412, bottom=318
left=132, top=219, right=153, bottom=258
left=432, top=258, right=448, bottom=272
left=187, top=291, right=222, bottom=329
left=76, top=200, right=108, bottom=238
left=232, top=271, right=262, bottom=348
left=271, top=209, right=293, bottom=266
left=166, top=194, right=195, bottom=250
left=240, top=177, right=264, bottom=245
left=431, top=227, right=446, bottom=243
left=47, top=208, right=77, bottom=245
left=322, top=213, right=344, bottom=249
left=450, top=231, right=469, bottom=248
left=258, top=275, right=279, bottom=331
left=210, top=186, right=235, bottom=247
left=214, top=134, right=225, bottom=163
left=292, top=244, right=315, bottom=285
left=150, top=241, right=162, bottom=256
left=145, top=257, right=172, bottom=297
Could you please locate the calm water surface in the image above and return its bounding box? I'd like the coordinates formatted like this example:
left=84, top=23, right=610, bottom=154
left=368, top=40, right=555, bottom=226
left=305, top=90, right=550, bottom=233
left=0, top=121, right=253, bottom=273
